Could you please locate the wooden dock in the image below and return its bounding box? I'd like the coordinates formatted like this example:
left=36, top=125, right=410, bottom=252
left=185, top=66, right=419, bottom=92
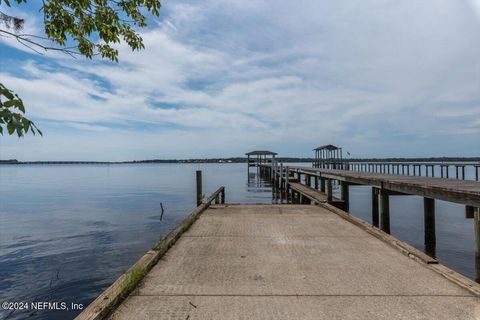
left=76, top=166, right=480, bottom=320
left=83, top=204, right=479, bottom=320
left=267, top=165, right=480, bottom=207
left=265, top=163, right=480, bottom=260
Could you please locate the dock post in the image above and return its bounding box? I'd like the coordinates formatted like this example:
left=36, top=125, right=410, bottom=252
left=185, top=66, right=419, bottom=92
left=320, top=177, right=326, bottom=193
left=424, top=197, right=436, bottom=257
left=327, top=179, right=333, bottom=203
left=380, top=189, right=390, bottom=234
left=272, top=160, right=276, bottom=183
left=466, top=205, right=475, bottom=219
left=306, top=175, right=311, bottom=187
left=196, top=170, right=203, bottom=206
left=372, top=188, right=379, bottom=227
left=314, top=176, right=318, bottom=189
left=341, top=181, right=349, bottom=211
left=279, top=163, right=283, bottom=190
left=474, top=207, right=480, bottom=282
left=286, top=166, right=290, bottom=192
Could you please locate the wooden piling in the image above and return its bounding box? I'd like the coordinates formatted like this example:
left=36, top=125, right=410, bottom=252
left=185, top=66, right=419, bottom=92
left=320, top=177, right=326, bottom=192
left=327, top=179, right=333, bottom=203
left=475, top=207, right=480, bottom=282
left=372, top=187, right=379, bottom=227
left=475, top=208, right=480, bottom=260
left=285, top=166, right=290, bottom=192
left=380, top=189, right=390, bottom=234
left=424, top=197, right=436, bottom=257
left=196, top=170, right=203, bottom=206
left=341, top=181, right=349, bottom=211
left=220, top=188, right=225, bottom=204
left=466, top=205, right=475, bottom=219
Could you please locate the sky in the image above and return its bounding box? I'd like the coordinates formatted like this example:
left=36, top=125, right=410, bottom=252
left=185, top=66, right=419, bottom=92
left=0, top=0, right=480, bottom=161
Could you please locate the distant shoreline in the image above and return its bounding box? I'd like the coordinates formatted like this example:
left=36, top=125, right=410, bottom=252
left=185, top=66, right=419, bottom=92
left=1, top=157, right=479, bottom=165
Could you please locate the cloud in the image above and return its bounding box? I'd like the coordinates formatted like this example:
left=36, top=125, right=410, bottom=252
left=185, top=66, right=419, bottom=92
left=1, top=0, right=480, bottom=160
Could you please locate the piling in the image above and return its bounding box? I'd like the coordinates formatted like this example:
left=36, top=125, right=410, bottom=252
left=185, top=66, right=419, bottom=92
left=341, top=181, right=349, bottom=211
left=424, top=198, right=436, bottom=257
left=475, top=207, right=480, bottom=282
left=372, top=187, right=379, bottom=227
left=380, top=189, right=390, bottom=234
left=196, top=170, right=203, bottom=206
left=326, top=179, right=333, bottom=203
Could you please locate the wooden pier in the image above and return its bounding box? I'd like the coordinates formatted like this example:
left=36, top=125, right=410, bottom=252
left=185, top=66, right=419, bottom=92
left=266, top=163, right=480, bottom=260
left=77, top=165, right=480, bottom=320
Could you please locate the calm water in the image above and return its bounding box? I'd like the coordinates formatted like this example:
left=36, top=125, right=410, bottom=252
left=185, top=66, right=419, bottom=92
left=0, top=163, right=478, bottom=319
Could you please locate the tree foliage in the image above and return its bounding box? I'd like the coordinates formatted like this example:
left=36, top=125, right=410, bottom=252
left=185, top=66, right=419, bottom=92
left=0, top=0, right=161, bottom=137
left=0, top=84, right=42, bottom=136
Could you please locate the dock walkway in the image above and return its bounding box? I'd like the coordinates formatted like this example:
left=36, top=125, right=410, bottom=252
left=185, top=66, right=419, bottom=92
left=275, top=166, right=480, bottom=207
left=109, top=204, right=479, bottom=320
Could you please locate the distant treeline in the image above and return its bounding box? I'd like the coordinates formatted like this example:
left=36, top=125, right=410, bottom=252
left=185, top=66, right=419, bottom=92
left=1, top=156, right=479, bottom=165
left=132, top=156, right=480, bottom=163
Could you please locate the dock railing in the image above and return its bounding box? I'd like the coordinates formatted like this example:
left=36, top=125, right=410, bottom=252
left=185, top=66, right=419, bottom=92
left=343, top=161, right=480, bottom=180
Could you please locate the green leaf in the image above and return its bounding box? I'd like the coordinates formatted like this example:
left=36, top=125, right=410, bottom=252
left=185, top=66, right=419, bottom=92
left=7, top=121, right=15, bottom=135
left=0, top=88, right=14, bottom=100
left=22, top=118, right=30, bottom=133
left=3, top=99, right=22, bottom=109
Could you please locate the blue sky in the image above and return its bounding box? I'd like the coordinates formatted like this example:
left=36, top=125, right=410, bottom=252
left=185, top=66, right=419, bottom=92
left=1, top=0, right=480, bottom=161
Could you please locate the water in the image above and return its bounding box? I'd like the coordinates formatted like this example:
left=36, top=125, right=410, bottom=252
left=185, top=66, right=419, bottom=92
left=0, top=163, right=478, bottom=319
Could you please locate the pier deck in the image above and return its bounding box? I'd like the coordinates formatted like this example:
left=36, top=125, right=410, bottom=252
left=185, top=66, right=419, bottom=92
left=108, top=204, right=479, bottom=320
left=268, top=165, right=480, bottom=207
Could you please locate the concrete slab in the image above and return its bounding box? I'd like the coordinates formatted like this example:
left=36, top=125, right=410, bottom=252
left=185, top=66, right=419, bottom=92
left=111, top=296, right=480, bottom=320
left=109, top=205, right=480, bottom=320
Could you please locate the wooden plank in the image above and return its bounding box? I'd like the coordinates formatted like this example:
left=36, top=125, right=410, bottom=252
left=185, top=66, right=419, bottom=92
left=288, top=182, right=328, bottom=203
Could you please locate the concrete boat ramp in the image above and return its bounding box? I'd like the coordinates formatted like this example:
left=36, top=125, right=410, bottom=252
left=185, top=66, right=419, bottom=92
left=100, top=204, right=479, bottom=320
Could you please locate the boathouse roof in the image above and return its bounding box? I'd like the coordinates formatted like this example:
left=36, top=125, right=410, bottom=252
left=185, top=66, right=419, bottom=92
left=313, top=144, right=341, bottom=151
left=245, top=150, right=278, bottom=156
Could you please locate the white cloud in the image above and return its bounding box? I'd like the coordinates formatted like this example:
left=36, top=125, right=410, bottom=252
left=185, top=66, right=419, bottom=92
left=1, top=0, right=480, bottom=160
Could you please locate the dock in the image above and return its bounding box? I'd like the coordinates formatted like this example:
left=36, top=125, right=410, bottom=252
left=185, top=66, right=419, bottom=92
left=76, top=154, right=480, bottom=320
left=97, top=204, right=478, bottom=319
left=265, top=162, right=480, bottom=259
